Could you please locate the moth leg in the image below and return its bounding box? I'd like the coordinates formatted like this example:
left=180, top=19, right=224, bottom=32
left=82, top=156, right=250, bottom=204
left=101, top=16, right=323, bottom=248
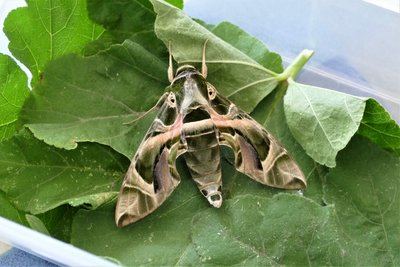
left=123, top=92, right=169, bottom=125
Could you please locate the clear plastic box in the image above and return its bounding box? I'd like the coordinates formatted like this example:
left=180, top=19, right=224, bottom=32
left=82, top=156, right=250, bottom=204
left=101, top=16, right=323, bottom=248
left=1, top=0, right=399, bottom=265
left=186, top=0, right=400, bottom=122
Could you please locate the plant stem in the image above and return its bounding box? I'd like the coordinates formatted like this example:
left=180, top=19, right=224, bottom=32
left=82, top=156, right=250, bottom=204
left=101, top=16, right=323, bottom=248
left=276, top=49, right=314, bottom=81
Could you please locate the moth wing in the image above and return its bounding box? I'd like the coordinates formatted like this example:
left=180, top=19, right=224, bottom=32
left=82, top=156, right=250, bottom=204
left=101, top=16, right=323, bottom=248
left=115, top=118, right=184, bottom=227
left=210, top=93, right=306, bottom=189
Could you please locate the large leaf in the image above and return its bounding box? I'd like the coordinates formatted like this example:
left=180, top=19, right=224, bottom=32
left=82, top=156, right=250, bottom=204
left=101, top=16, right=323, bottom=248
left=358, top=98, right=400, bottom=156
left=0, top=129, right=129, bottom=214
left=284, top=80, right=366, bottom=167
left=21, top=40, right=168, bottom=158
left=151, top=0, right=282, bottom=113
left=3, top=0, right=104, bottom=84
left=325, top=135, right=400, bottom=266
left=0, top=54, right=29, bottom=141
left=71, top=191, right=344, bottom=266
left=185, top=195, right=343, bottom=266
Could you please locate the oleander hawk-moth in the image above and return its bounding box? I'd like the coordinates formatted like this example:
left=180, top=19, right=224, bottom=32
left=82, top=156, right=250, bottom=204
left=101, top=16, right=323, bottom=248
left=115, top=44, right=307, bottom=227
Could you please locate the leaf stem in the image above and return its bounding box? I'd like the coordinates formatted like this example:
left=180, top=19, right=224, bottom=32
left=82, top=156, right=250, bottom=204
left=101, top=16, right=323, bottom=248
left=276, top=49, right=314, bottom=81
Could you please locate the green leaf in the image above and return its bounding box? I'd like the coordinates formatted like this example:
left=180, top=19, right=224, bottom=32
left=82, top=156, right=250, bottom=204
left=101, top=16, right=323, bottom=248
left=0, top=191, right=27, bottom=226
left=187, top=195, right=343, bottom=266
left=151, top=0, right=281, bottom=113
left=84, top=0, right=183, bottom=57
left=25, top=206, right=78, bottom=242
left=83, top=31, right=116, bottom=57
left=87, top=0, right=183, bottom=41
left=166, top=0, right=183, bottom=9
left=21, top=40, right=167, bottom=158
left=284, top=80, right=366, bottom=167
left=325, top=135, right=400, bottom=265
left=25, top=214, right=51, bottom=235
left=87, top=0, right=155, bottom=43
left=0, top=54, right=29, bottom=141
left=71, top=182, right=344, bottom=265
left=0, top=129, right=129, bottom=214
left=4, top=0, right=104, bottom=84
left=358, top=98, right=400, bottom=155
left=35, top=205, right=78, bottom=242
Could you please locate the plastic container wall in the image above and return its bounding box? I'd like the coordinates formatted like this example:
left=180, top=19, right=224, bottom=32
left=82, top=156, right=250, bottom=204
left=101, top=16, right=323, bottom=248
left=0, top=217, right=117, bottom=266
left=184, top=0, right=400, bottom=122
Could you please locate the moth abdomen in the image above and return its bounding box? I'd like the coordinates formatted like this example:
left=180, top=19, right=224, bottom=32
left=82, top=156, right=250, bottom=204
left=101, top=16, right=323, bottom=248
left=182, top=116, right=223, bottom=208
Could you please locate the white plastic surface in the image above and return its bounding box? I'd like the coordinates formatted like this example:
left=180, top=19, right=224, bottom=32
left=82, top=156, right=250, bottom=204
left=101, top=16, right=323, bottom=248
left=0, top=217, right=117, bottom=267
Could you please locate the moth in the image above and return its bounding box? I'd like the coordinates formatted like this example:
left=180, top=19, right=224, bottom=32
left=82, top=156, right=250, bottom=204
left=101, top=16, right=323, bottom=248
left=115, top=43, right=306, bottom=227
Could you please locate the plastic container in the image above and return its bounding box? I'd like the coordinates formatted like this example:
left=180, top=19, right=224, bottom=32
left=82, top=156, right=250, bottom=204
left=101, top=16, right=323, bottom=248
left=185, top=0, right=400, bottom=122
left=0, top=217, right=117, bottom=266
left=1, top=0, right=399, bottom=265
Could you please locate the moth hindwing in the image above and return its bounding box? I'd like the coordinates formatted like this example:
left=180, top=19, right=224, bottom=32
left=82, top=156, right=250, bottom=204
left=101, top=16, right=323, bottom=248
left=115, top=53, right=306, bottom=228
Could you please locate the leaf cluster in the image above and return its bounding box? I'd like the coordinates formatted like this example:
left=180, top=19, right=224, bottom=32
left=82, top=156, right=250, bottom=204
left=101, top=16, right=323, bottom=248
left=0, top=0, right=399, bottom=265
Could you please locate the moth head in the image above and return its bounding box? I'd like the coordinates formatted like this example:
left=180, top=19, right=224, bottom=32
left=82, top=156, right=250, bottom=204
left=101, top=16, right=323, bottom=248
left=166, top=65, right=213, bottom=115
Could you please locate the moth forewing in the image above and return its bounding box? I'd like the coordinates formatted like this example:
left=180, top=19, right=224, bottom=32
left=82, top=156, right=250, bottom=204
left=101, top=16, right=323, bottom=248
left=115, top=93, right=185, bottom=228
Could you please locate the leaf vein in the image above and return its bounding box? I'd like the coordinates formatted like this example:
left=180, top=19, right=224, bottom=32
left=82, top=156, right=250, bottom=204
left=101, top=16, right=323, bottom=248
left=298, top=85, right=335, bottom=150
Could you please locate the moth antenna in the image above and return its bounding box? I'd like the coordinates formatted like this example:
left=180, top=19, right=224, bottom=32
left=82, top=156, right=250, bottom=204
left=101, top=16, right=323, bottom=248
left=168, top=41, right=174, bottom=82
left=123, top=92, right=169, bottom=125
left=201, top=39, right=209, bottom=78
